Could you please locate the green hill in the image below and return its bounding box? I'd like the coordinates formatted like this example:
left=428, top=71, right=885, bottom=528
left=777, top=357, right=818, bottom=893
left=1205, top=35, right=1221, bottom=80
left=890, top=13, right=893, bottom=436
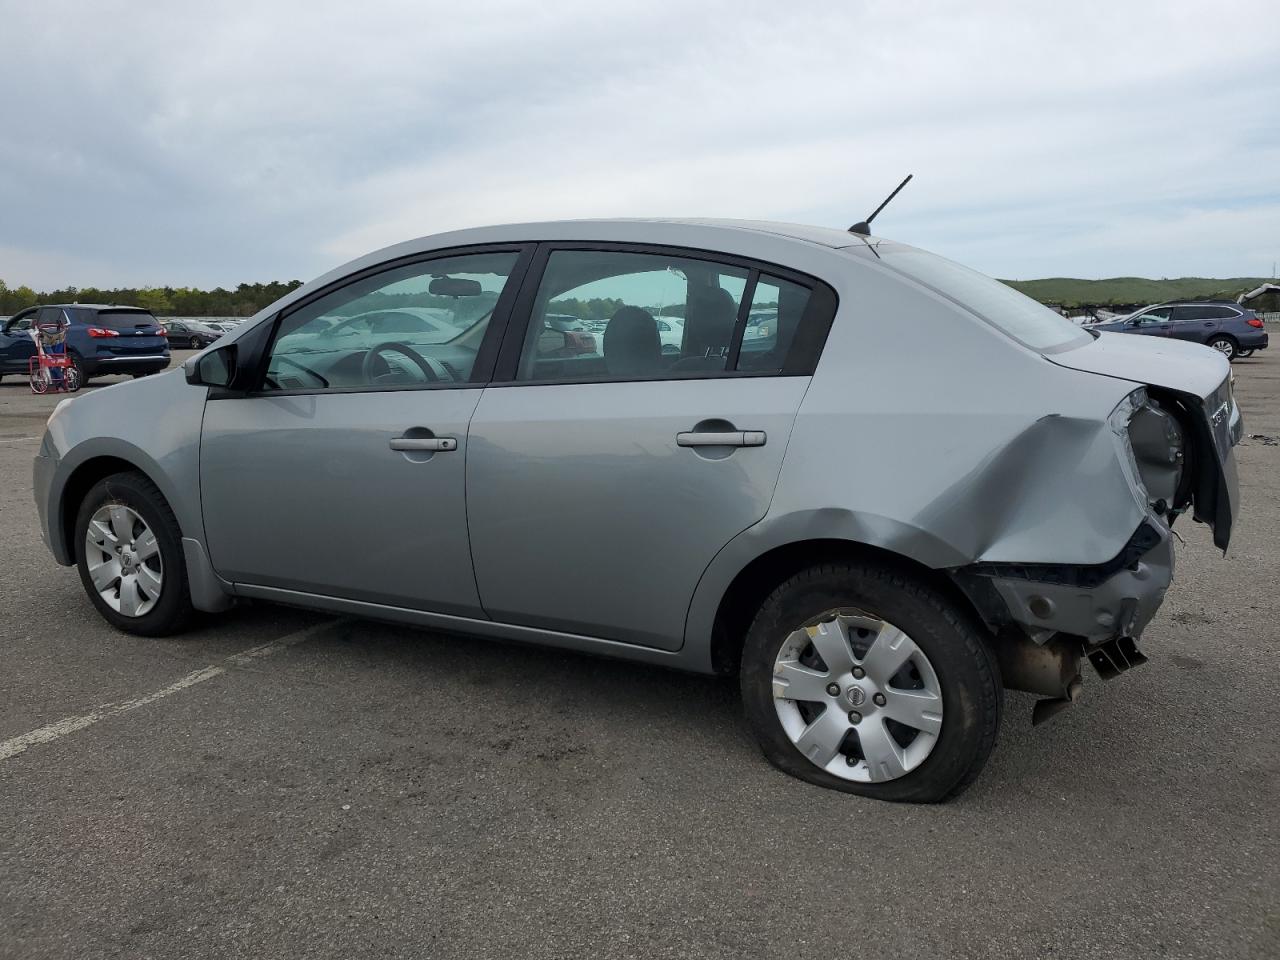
left=1001, top=277, right=1272, bottom=309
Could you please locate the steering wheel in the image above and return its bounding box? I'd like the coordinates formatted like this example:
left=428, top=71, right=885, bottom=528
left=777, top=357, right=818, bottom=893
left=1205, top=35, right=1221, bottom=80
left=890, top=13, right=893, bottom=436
left=361, top=341, right=445, bottom=384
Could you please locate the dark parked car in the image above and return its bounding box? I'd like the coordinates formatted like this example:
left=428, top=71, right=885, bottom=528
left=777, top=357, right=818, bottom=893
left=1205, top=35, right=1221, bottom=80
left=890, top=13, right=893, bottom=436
left=0, top=305, right=169, bottom=384
left=161, top=320, right=224, bottom=350
left=1090, top=301, right=1268, bottom=361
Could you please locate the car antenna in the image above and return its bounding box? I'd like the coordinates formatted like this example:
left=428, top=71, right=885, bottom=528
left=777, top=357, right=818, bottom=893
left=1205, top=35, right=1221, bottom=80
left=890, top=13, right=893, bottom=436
left=848, top=174, right=913, bottom=236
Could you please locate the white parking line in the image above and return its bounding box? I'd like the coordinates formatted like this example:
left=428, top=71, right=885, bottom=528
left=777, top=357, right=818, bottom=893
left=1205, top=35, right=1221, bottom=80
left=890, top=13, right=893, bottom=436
left=0, top=436, right=39, bottom=444
left=0, top=618, right=344, bottom=762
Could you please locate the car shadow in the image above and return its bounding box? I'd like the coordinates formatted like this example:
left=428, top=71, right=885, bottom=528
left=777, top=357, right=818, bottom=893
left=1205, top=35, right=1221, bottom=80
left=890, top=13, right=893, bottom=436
left=180, top=600, right=1200, bottom=805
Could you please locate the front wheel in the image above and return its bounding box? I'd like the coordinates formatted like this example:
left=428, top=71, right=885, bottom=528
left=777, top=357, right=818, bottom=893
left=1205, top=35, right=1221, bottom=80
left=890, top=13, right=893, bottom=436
left=74, top=471, right=193, bottom=636
left=29, top=367, right=49, bottom=394
left=740, top=562, right=1002, bottom=803
left=1208, top=336, right=1237, bottom=361
left=189, top=336, right=201, bottom=350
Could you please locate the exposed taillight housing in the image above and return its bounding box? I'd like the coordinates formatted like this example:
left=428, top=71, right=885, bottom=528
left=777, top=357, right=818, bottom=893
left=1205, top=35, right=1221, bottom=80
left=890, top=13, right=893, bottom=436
left=1246, top=318, right=1264, bottom=328
left=86, top=326, right=119, bottom=338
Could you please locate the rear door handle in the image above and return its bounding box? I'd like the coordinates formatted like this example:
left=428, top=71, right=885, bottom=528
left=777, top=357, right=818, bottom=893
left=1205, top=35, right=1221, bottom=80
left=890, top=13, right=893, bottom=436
left=676, top=430, right=766, bottom=448
left=390, top=437, right=457, bottom=452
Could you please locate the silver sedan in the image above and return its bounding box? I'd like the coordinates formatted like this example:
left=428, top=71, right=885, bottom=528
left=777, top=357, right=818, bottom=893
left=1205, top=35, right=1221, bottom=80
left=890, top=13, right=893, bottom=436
left=34, top=218, right=1241, bottom=802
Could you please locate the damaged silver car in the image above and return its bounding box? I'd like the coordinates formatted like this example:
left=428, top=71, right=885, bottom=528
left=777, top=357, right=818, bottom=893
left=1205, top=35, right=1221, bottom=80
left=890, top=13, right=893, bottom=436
left=33, top=219, right=1241, bottom=802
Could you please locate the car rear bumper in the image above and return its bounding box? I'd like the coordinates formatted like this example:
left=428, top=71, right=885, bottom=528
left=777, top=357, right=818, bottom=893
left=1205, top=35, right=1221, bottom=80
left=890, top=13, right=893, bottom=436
left=82, top=354, right=171, bottom=375
left=952, top=520, right=1173, bottom=647
left=1239, top=332, right=1268, bottom=350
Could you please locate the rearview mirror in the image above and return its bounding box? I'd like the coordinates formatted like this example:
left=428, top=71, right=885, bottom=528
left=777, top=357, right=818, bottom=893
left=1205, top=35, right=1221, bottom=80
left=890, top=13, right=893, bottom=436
left=184, top=343, right=237, bottom=388
left=428, top=277, right=482, bottom=297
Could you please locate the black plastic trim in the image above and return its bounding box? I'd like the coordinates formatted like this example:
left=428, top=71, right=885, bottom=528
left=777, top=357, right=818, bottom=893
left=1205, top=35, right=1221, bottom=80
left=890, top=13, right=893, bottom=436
left=959, top=521, right=1163, bottom=590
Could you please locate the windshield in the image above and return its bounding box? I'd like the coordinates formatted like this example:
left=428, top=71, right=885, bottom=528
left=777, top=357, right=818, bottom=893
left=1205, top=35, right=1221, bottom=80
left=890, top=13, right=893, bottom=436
left=874, top=247, right=1091, bottom=352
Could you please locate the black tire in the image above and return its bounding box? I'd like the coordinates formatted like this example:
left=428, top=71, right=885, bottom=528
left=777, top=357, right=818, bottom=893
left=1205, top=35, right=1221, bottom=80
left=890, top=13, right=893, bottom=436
left=1207, top=335, right=1237, bottom=361
left=740, top=561, right=1002, bottom=803
left=73, top=471, right=194, bottom=636
left=69, top=352, right=88, bottom=387
left=1236, top=349, right=1253, bottom=359
left=189, top=336, right=201, bottom=350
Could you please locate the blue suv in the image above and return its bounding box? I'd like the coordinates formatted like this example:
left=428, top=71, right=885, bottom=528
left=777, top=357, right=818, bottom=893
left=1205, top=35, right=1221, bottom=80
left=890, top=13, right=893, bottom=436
left=0, top=304, right=170, bottom=384
left=1090, top=300, right=1268, bottom=361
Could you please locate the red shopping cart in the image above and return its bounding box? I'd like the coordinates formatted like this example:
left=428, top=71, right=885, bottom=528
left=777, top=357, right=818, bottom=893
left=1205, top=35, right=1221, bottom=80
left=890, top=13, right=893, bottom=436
left=28, top=321, right=82, bottom=394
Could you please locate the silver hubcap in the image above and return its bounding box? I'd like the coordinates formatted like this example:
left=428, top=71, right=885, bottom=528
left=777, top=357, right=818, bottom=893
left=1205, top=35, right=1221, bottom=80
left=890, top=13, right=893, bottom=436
left=85, top=504, right=163, bottom=617
left=1212, top=340, right=1233, bottom=356
left=772, top=611, right=943, bottom=783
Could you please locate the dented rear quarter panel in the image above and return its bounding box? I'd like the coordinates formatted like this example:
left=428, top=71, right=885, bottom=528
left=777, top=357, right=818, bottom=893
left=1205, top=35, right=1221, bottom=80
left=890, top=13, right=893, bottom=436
left=682, top=255, right=1153, bottom=656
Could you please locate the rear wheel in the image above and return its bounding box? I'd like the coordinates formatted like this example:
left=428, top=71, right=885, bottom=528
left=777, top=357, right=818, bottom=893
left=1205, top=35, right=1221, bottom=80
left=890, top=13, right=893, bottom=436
left=29, top=367, right=49, bottom=394
left=740, top=561, right=1002, bottom=803
left=69, top=353, right=88, bottom=387
left=1208, top=336, right=1238, bottom=361
left=1237, top=349, right=1254, bottom=358
left=189, top=336, right=201, bottom=350
left=74, top=471, right=193, bottom=636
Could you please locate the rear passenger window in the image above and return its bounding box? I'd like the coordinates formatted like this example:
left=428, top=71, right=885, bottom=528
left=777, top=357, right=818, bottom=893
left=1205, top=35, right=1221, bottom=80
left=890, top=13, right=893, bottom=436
left=516, top=250, right=749, bottom=381
left=735, top=275, right=812, bottom=373
left=514, top=249, right=836, bottom=382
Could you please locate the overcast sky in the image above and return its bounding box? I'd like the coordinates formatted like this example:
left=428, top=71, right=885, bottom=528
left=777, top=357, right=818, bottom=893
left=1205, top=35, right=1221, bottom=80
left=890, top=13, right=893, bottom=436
left=2, top=0, right=1277, bottom=289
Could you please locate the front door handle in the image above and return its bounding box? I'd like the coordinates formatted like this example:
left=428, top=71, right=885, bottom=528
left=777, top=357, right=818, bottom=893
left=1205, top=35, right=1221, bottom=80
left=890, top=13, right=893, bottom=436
left=676, top=430, right=766, bottom=448
left=390, top=437, right=457, bottom=452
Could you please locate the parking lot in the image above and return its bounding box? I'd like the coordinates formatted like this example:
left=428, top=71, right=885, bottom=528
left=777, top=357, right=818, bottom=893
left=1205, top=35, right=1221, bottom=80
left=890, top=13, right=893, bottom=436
left=1, top=350, right=1276, bottom=959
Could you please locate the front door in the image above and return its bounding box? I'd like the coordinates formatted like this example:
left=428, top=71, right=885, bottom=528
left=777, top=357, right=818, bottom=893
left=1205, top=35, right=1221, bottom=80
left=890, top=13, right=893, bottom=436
left=0, top=309, right=39, bottom=373
left=199, top=247, right=530, bottom=616
left=1128, top=307, right=1173, bottom=337
left=467, top=245, right=836, bottom=650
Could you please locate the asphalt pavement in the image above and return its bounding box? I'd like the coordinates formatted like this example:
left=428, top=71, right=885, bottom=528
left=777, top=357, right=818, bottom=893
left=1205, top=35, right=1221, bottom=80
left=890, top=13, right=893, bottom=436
left=1, top=350, right=1276, bottom=959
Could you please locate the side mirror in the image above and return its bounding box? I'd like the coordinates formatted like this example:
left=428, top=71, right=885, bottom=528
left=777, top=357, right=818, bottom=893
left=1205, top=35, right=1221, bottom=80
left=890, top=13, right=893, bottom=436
left=184, top=343, right=237, bottom=387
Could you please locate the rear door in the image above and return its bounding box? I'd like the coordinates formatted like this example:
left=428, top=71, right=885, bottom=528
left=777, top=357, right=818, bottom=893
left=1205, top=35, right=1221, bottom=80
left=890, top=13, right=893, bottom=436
left=1170, top=305, right=1220, bottom=342
left=466, top=244, right=837, bottom=650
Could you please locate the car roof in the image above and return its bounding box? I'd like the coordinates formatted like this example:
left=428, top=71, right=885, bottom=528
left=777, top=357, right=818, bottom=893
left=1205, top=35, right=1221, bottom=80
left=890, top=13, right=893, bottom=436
left=365, top=218, right=876, bottom=260
left=1152, top=300, right=1241, bottom=308
left=638, top=218, right=870, bottom=249
left=33, top=304, right=152, bottom=311
left=252, top=218, right=900, bottom=327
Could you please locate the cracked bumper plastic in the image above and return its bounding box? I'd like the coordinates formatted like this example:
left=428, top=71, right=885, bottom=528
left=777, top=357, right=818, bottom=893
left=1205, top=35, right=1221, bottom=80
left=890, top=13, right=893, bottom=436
left=954, top=520, right=1174, bottom=646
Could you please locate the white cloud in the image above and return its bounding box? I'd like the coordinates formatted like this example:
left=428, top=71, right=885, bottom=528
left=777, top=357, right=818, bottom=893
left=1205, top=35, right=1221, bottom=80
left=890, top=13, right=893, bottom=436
left=1, top=0, right=1277, bottom=288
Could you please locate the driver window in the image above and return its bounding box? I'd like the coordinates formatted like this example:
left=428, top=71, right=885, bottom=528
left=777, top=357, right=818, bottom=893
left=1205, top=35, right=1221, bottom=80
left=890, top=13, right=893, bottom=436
left=263, top=251, right=520, bottom=392
left=1134, top=309, right=1171, bottom=325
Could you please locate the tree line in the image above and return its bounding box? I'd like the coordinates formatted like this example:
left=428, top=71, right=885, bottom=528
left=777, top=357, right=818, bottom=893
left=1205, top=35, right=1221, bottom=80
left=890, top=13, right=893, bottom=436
left=0, top=279, right=304, bottom=317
